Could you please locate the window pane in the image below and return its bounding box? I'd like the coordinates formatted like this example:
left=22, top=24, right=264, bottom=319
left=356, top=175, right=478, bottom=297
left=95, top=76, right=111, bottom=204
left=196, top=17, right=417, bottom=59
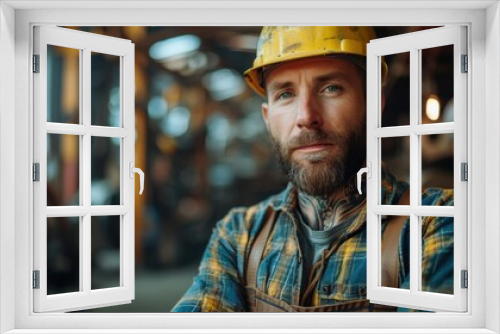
left=421, top=45, right=454, bottom=124
left=47, top=217, right=80, bottom=295
left=422, top=134, right=454, bottom=206
left=91, top=136, right=121, bottom=205
left=91, top=215, right=121, bottom=290
left=381, top=137, right=409, bottom=204
left=421, top=216, right=454, bottom=294
left=381, top=215, right=409, bottom=289
left=381, top=51, right=410, bottom=127
left=47, top=45, right=80, bottom=124
left=47, top=134, right=80, bottom=206
left=91, top=52, right=121, bottom=127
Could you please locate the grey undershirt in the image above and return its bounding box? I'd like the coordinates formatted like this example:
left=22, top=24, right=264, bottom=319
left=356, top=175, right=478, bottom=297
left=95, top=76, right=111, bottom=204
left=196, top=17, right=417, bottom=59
left=296, top=215, right=351, bottom=305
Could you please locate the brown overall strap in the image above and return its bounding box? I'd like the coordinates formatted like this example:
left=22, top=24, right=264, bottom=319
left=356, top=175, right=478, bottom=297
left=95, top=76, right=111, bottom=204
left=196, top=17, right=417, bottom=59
left=381, top=189, right=410, bottom=288
left=245, top=208, right=277, bottom=288
left=245, top=188, right=409, bottom=292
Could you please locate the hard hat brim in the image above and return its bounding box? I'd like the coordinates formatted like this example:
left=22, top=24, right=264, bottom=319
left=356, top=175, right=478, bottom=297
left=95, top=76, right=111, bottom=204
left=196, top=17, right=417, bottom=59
left=244, top=52, right=387, bottom=98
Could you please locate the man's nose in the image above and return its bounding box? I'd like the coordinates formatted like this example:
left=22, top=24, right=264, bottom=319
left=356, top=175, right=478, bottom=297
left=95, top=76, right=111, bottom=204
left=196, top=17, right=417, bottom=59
left=296, top=94, right=323, bottom=129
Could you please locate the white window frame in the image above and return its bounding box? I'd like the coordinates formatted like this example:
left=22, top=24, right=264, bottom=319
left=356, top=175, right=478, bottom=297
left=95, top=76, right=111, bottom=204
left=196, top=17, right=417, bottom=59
left=366, top=26, right=468, bottom=312
left=0, top=1, right=498, bottom=333
left=33, top=25, right=136, bottom=313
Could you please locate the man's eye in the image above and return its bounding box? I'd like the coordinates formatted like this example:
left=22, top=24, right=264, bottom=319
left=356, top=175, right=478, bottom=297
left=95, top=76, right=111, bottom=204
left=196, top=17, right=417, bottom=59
left=324, top=85, right=341, bottom=93
left=277, top=92, right=293, bottom=100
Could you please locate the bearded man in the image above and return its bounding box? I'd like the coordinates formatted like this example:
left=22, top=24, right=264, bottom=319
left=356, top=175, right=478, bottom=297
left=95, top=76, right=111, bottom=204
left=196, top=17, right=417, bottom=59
left=172, top=26, right=454, bottom=312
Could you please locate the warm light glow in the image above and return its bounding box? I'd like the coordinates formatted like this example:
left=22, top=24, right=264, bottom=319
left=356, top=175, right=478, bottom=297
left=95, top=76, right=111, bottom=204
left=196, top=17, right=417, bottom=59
left=425, top=95, right=441, bottom=121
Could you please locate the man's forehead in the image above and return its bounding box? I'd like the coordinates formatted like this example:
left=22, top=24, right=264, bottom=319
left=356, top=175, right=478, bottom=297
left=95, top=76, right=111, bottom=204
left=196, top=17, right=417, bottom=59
left=265, top=57, right=360, bottom=90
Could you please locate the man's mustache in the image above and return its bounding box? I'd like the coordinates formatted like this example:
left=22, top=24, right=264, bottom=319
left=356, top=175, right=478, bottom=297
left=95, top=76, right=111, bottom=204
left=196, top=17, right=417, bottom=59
left=287, top=130, right=342, bottom=152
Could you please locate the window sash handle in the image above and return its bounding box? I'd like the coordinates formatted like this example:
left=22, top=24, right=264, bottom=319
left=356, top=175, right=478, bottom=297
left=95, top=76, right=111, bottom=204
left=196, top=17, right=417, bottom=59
left=129, top=162, right=145, bottom=195
left=357, top=162, right=371, bottom=195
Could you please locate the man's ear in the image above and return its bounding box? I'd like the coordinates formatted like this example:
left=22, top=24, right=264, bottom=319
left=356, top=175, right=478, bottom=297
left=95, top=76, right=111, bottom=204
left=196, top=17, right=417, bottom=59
left=261, top=102, right=269, bottom=128
left=380, top=91, right=386, bottom=115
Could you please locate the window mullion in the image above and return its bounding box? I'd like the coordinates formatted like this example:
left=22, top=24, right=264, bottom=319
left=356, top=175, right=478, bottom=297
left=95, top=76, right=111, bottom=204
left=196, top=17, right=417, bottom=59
left=78, top=47, right=84, bottom=293
left=82, top=47, right=92, bottom=294
left=372, top=205, right=454, bottom=217
left=122, top=51, right=135, bottom=293
left=409, top=47, right=420, bottom=294
left=82, top=213, right=91, bottom=293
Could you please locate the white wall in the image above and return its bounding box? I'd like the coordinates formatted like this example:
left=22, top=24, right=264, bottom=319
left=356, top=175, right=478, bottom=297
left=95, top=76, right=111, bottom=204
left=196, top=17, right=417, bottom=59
left=485, top=2, right=500, bottom=333
left=3, top=3, right=498, bottom=332
left=0, top=2, right=16, bottom=333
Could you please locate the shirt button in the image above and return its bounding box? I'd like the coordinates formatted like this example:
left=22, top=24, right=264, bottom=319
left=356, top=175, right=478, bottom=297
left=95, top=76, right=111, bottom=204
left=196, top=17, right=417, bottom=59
left=322, top=285, right=331, bottom=294
left=359, top=287, right=366, bottom=295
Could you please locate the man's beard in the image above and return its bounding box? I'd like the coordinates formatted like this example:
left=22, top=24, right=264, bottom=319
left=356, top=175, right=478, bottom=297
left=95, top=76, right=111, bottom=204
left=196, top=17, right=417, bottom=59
left=270, top=126, right=366, bottom=198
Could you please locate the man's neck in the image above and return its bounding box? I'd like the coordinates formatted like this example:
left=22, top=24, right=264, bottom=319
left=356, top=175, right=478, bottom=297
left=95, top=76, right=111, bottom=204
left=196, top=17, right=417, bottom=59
left=296, top=179, right=361, bottom=231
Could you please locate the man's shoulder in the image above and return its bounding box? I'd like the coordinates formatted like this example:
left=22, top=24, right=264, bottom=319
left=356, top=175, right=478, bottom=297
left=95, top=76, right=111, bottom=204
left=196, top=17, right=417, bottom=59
left=382, top=168, right=453, bottom=206
left=422, top=187, right=454, bottom=206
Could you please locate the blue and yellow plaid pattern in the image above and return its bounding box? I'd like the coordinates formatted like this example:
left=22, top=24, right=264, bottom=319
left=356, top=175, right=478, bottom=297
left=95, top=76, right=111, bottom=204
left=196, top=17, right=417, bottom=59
left=172, top=170, right=454, bottom=312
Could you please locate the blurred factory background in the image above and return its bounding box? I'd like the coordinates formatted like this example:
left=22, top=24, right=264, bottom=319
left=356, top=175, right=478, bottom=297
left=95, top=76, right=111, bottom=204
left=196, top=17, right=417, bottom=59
left=45, top=26, right=454, bottom=312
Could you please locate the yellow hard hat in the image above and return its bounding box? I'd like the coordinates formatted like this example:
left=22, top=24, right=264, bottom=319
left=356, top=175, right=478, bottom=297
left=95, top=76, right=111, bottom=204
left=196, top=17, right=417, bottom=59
left=244, top=26, right=388, bottom=97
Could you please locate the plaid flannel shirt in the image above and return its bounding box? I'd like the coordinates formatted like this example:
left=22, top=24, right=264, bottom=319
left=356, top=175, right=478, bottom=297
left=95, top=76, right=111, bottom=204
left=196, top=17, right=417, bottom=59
left=171, top=170, right=454, bottom=312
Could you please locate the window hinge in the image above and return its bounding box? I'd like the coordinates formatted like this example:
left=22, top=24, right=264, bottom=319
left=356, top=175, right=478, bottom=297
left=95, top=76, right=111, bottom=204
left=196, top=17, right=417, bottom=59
left=461, top=162, right=468, bottom=181
left=461, top=270, right=468, bottom=289
left=33, top=270, right=40, bottom=289
left=33, top=163, right=40, bottom=182
left=33, top=54, right=40, bottom=73
left=461, top=54, right=468, bottom=73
